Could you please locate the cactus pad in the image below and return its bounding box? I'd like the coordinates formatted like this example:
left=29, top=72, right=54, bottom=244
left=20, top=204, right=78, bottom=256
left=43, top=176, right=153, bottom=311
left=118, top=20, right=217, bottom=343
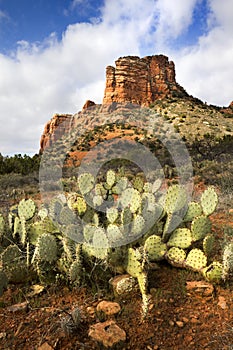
left=1, top=245, right=28, bottom=283
left=78, top=172, right=95, bottom=195
left=191, top=215, right=211, bottom=241
left=18, top=198, right=36, bottom=220
left=144, top=235, right=166, bottom=261
left=131, top=215, right=145, bottom=236
left=166, top=247, right=186, bottom=266
left=106, top=169, right=116, bottom=188
left=164, top=185, right=187, bottom=214
left=37, top=233, right=58, bottom=263
left=106, top=207, right=119, bottom=223
left=185, top=248, right=207, bottom=270
left=69, top=260, right=83, bottom=286
left=0, top=269, right=8, bottom=296
left=183, top=202, right=202, bottom=222
left=167, top=228, right=192, bottom=249
left=202, top=261, right=223, bottom=283
left=222, top=242, right=233, bottom=281
left=107, top=224, right=123, bottom=245
left=200, top=187, right=218, bottom=216
left=120, top=188, right=141, bottom=213
left=133, top=175, right=144, bottom=192
left=203, top=234, right=215, bottom=256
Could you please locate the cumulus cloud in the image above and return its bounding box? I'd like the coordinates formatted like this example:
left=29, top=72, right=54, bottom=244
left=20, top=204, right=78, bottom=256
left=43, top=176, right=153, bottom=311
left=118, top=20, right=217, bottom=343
left=0, top=0, right=232, bottom=155
left=154, top=0, right=200, bottom=43
left=173, top=0, right=233, bottom=106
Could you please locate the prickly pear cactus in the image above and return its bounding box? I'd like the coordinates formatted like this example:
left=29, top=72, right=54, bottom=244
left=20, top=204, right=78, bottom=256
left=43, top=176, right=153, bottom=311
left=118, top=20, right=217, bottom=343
left=0, top=165, right=227, bottom=318
left=185, top=248, right=207, bottom=270
left=1, top=245, right=28, bottom=283
left=106, top=169, right=116, bottom=188
left=183, top=202, right=202, bottom=222
left=0, top=270, right=8, bottom=296
left=0, top=214, right=5, bottom=240
left=144, top=235, right=166, bottom=261
left=36, top=233, right=58, bottom=263
left=222, top=242, right=233, bottom=281
left=164, top=185, right=187, bottom=214
left=18, top=198, right=36, bottom=221
left=191, top=215, right=211, bottom=241
left=202, top=261, right=223, bottom=283
left=166, top=247, right=186, bottom=266
left=203, top=234, right=215, bottom=256
left=200, top=187, right=218, bottom=216
left=78, top=172, right=95, bottom=195
left=167, top=228, right=192, bottom=249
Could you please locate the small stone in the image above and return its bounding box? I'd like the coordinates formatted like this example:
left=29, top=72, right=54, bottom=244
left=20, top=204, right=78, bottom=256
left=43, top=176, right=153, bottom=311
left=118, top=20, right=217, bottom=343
left=217, top=296, right=227, bottom=309
left=182, top=317, right=189, bottom=323
left=169, top=320, right=175, bottom=326
left=176, top=321, right=184, bottom=328
left=0, top=332, right=7, bottom=340
left=7, top=301, right=29, bottom=313
left=86, top=306, right=95, bottom=317
left=190, top=318, right=199, bottom=324
left=88, top=320, right=126, bottom=348
left=109, top=274, right=137, bottom=296
left=96, top=301, right=121, bottom=316
left=37, top=342, right=54, bottom=350
left=186, top=281, right=214, bottom=296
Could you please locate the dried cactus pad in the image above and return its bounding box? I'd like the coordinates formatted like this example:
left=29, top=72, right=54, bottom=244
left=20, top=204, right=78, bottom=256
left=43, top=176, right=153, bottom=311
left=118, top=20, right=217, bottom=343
left=200, top=187, right=218, bottom=216
left=18, top=198, right=36, bottom=220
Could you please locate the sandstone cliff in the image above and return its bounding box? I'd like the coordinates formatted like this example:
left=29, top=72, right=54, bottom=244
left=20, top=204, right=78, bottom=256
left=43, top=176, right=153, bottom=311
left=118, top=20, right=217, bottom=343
left=40, top=55, right=189, bottom=153
left=102, top=55, right=189, bottom=106
left=40, top=113, right=74, bottom=153
left=39, top=54, right=233, bottom=154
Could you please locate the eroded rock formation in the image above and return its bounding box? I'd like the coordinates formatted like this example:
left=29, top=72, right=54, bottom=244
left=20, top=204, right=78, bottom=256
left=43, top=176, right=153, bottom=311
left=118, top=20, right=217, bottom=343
left=40, top=113, right=74, bottom=153
left=102, top=55, right=188, bottom=106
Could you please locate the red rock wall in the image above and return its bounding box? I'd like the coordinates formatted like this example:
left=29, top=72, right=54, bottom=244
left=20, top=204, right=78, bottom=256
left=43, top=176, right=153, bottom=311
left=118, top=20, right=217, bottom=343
left=102, top=55, right=188, bottom=106
left=39, top=114, right=73, bottom=153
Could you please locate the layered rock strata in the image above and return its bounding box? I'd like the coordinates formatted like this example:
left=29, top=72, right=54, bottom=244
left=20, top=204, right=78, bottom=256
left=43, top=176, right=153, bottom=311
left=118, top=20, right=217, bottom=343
left=102, top=55, right=189, bottom=106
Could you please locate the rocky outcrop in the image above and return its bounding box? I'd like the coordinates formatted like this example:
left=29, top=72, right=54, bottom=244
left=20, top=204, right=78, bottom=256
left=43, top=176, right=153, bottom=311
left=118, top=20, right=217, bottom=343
left=40, top=113, right=73, bottom=153
left=102, top=55, right=189, bottom=106
left=82, top=100, right=96, bottom=111
left=39, top=55, right=191, bottom=153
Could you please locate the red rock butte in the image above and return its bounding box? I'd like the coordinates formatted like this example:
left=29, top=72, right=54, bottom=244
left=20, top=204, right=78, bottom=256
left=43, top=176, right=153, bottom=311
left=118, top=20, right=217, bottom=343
left=102, top=55, right=189, bottom=106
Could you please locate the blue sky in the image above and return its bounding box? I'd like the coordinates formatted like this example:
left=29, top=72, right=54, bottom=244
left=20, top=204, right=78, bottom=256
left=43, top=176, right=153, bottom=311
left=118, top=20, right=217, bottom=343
left=0, top=0, right=232, bottom=155
left=0, top=0, right=104, bottom=53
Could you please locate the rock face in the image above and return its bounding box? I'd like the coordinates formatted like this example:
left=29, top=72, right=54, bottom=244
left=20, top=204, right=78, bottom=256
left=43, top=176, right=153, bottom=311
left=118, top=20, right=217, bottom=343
left=102, top=55, right=188, bottom=106
left=39, top=55, right=189, bottom=153
left=40, top=113, right=73, bottom=153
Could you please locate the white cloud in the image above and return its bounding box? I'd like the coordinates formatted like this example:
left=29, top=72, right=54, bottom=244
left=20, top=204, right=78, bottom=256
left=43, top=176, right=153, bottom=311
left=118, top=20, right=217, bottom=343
left=173, top=0, right=233, bottom=106
left=0, top=0, right=232, bottom=155
left=154, top=0, right=200, bottom=42
left=0, top=9, right=8, bottom=21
